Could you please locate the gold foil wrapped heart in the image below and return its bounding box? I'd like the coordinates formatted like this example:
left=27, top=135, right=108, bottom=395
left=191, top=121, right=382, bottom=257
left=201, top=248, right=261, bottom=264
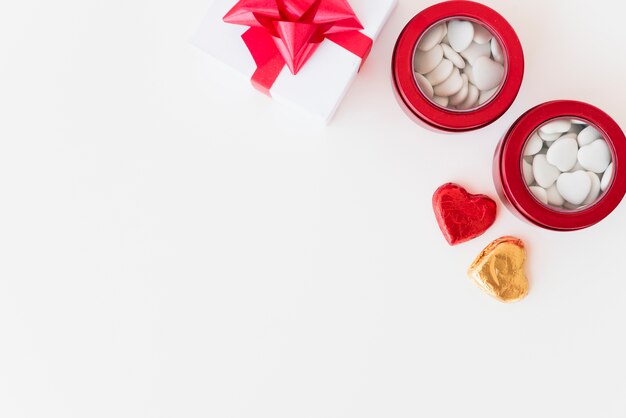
left=468, top=236, right=529, bottom=303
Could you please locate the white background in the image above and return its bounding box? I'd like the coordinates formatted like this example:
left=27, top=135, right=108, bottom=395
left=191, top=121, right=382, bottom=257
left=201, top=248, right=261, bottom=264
left=1, top=0, right=625, bottom=417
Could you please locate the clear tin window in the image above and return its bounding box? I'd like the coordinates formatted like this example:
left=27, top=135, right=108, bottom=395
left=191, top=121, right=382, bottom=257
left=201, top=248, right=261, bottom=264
left=522, top=118, right=615, bottom=211
left=413, top=19, right=506, bottom=111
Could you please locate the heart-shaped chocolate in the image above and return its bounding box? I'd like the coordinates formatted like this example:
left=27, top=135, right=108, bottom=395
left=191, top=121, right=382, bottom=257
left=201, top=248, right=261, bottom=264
left=468, top=236, right=529, bottom=303
left=432, top=183, right=497, bottom=245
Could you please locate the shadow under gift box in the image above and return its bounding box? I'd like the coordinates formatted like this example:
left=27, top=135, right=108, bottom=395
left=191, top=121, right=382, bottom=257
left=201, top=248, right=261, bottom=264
left=192, top=0, right=397, bottom=124
left=494, top=101, right=626, bottom=231
left=392, top=0, right=524, bottom=132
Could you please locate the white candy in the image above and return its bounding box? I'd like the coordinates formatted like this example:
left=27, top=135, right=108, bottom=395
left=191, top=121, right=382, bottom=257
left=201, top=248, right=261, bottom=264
left=523, top=159, right=534, bottom=186
left=538, top=130, right=561, bottom=142
left=415, top=73, right=434, bottom=99
left=523, top=119, right=614, bottom=211
left=447, top=20, right=474, bottom=52
left=545, top=184, right=565, bottom=206
left=601, top=162, right=614, bottom=191
left=533, top=154, right=560, bottom=188
left=441, top=43, right=465, bottom=69
left=425, top=59, right=454, bottom=86
left=557, top=171, right=592, bottom=205
left=457, top=83, right=479, bottom=110
left=546, top=136, right=578, bottom=171
left=413, top=20, right=505, bottom=111
left=529, top=186, right=548, bottom=205
left=449, top=74, right=469, bottom=106
left=433, top=68, right=464, bottom=96
left=472, top=23, right=493, bottom=44
left=583, top=172, right=601, bottom=206
left=577, top=125, right=601, bottom=146
left=472, top=56, right=504, bottom=91
left=524, top=133, right=543, bottom=156
left=464, top=63, right=476, bottom=85
left=460, top=41, right=491, bottom=66
left=478, top=87, right=498, bottom=105
left=578, top=139, right=611, bottom=173
left=432, top=95, right=449, bottom=107
left=417, top=23, right=447, bottom=51
left=490, top=38, right=504, bottom=64
left=540, top=119, right=571, bottom=134
left=414, top=44, right=443, bottom=74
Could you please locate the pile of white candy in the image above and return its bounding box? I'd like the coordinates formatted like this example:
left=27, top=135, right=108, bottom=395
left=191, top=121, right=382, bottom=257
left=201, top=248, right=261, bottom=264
left=523, top=118, right=614, bottom=210
left=413, top=19, right=505, bottom=110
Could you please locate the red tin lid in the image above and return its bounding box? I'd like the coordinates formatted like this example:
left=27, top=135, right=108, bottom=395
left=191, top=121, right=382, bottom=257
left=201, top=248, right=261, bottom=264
left=392, top=1, right=524, bottom=132
left=496, top=100, right=626, bottom=231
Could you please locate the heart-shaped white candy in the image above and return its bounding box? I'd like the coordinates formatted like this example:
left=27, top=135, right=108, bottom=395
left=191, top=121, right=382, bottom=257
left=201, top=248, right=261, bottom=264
left=432, top=96, right=450, bottom=107
left=545, top=184, right=565, bottom=206
left=601, top=163, right=614, bottom=191
left=457, top=83, right=479, bottom=110
left=478, top=87, right=498, bottom=105
left=464, top=63, right=476, bottom=85
left=583, top=172, right=601, bottom=206
left=415, top=73, right=434, bottom=99
left=577, top=125, right=601, bottom=147
left=533, top=154, right=560, bottom=188
left=529, top=186, right=548, bottom=205
left=490, top=38, right=504, bottom=64
left=578, top=139, right=611, bottom=173
left=425, top=59, right=454, bottom=86
left=523, top=159, right=534, bottom=185
left=449, top=74, right=469, bottom=106
left=472, top=23, right=493, bottom=44
left=414, top=44, right=443, bottom=74
left=546, top=136, right=578, bottom=171
left=441, top=43, right=465, bottom=69
left=538, top=130, right=561, bottom=142
left=432, top=95, right=449, bottom=107
left=524, top=133, right=543, bottom=156
left=447, top=20, right=474, bottom=52
left=460, top=41, right=491, bottom=66
left=540, top=119, right=571, bottom=135
left=557, top=171, right=592, bottom=205
left=417, top=22, right=447, bottom=51
left=433, top=68, right=464, bottom=96
left=472, top=56, right=504, bottom=91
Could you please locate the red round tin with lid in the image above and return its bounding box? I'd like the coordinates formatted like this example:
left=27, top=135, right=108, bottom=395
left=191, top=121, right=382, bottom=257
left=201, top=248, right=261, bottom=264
left=494, top=100, right=626, bottom=231
left=392, top=1, right=524, bottom=132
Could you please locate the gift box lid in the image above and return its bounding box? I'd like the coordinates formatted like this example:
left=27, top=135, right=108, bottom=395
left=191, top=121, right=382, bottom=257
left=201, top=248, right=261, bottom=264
left=192, top=0, right=397, bottom=123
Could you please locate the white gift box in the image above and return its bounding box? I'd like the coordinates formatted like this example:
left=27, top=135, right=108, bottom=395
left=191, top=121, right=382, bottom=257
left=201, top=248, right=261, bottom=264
left=192, top=0, right=397, bottom=123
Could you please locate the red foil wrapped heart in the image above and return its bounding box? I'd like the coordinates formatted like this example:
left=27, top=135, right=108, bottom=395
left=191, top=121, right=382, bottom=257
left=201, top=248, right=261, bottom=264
left=432, top=183, right=497, bottom=245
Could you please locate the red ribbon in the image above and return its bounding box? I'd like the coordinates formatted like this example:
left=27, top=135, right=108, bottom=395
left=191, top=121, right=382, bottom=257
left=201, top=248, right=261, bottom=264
left=223, top=0, right=373, bottom=95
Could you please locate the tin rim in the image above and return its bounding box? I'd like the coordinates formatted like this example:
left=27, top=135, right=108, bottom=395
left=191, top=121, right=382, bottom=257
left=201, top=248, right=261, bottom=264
left=497, top=100, right=626, bottom=231
left=392, top=0, right=524, bottom=132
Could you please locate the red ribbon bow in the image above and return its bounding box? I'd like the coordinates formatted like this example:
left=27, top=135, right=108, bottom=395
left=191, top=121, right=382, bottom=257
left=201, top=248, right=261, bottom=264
left=223, top=0, right=373, bottom=95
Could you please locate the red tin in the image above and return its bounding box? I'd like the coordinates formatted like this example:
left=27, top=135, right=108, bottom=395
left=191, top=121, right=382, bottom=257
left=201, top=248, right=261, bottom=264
left=494, top=100, right=626, bottom=231
left=392, top=1, right=524, bottom=132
